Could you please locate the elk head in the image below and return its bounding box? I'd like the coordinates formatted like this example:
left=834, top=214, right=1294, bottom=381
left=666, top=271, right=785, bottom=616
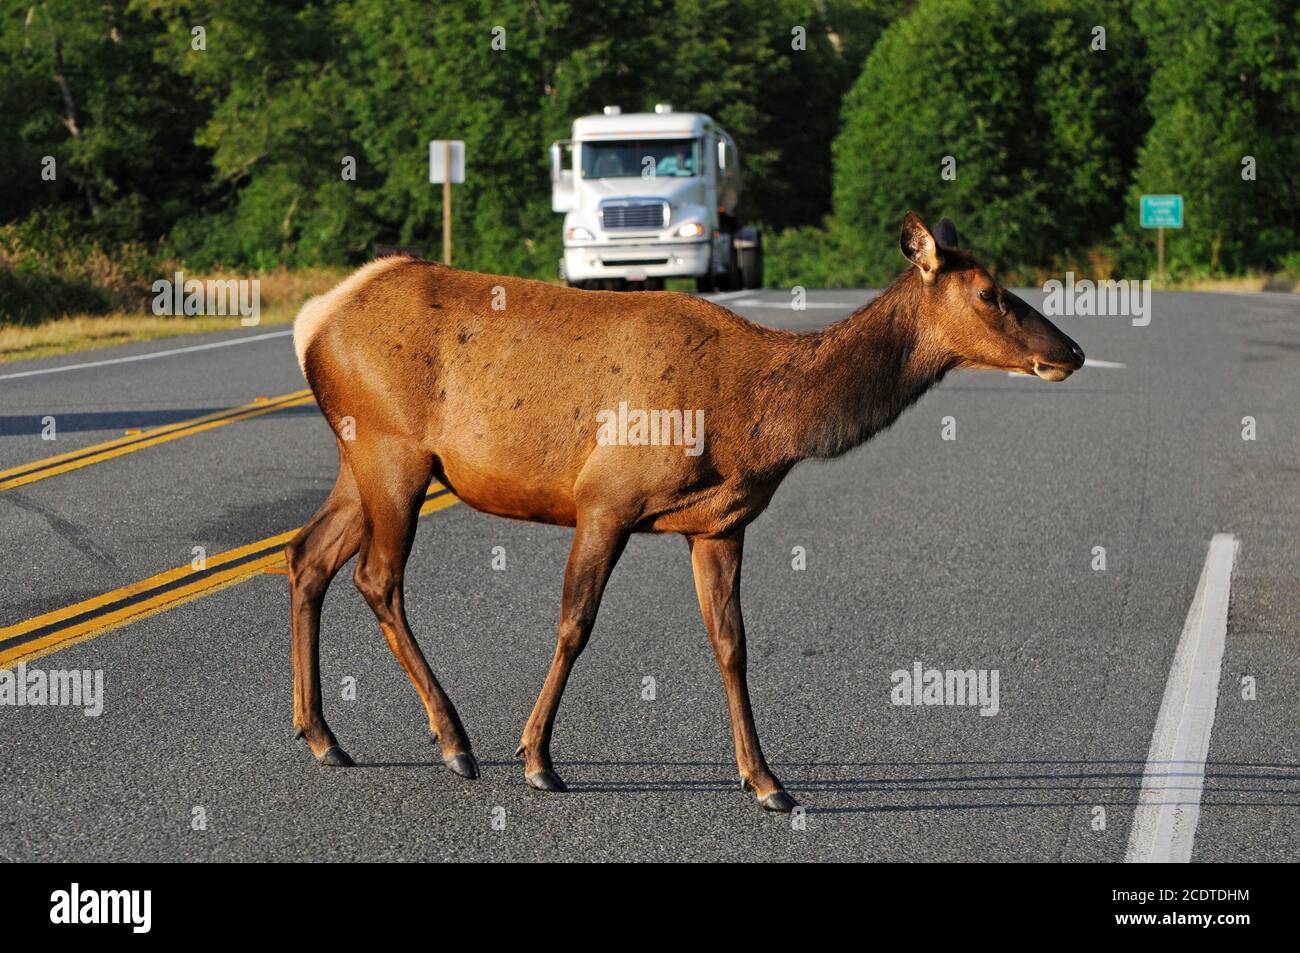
left=900, top=212, right=1085, bottom=381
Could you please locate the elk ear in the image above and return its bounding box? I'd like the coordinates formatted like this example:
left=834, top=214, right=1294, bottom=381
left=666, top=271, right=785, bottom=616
left=934, top=217, right=959, bottom=248
left=900, top=211, right=942, bottom=284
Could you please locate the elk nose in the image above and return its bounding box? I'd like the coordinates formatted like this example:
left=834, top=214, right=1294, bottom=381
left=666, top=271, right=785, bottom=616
left=1066, top=340, right=1085, bottom=367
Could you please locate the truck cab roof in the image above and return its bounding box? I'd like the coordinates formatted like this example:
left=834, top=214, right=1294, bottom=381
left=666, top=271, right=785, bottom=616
left=572, top=111, right=717, bottom=140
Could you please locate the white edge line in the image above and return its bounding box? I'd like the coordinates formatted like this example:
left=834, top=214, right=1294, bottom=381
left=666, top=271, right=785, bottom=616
left=0, top=330, right=294, bottom=382
left=1006, top=358, right=1125, bottom=377
left=1124, top=533, right=1239, bottom=863
left=1194, top=289, right=1299, bottom=301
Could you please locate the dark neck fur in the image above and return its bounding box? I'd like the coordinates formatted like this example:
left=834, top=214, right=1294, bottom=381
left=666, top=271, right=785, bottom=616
left=772, top=270, right=953, bottom=461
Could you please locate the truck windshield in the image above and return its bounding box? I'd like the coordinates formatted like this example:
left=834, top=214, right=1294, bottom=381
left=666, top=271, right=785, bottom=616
left=580, top=139, right=700, bottom=179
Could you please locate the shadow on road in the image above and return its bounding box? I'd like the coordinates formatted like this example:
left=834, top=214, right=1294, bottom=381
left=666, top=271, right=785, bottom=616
left=346, top=757, right=1300, bottom=812
left=0, top=405, right=319, bottom=437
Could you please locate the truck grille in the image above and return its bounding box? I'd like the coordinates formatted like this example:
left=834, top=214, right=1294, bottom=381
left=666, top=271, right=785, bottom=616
left=600, top=201, right=667, bottom=230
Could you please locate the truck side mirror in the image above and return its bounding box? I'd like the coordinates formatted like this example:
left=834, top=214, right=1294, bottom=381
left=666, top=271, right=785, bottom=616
left=550, top=141, right=575, bottom=213
left=550, top=142, right=563, bottom=183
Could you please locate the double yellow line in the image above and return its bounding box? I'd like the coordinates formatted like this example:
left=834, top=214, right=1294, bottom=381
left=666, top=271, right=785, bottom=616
left=0, top=486, right=460, bottom=669
left=0, top=389, right=314, bottom=492
left=0, top=385, right=462, bottom=668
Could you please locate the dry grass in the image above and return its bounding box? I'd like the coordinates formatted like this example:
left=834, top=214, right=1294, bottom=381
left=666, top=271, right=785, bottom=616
left=0, top=266, right=345, bottom=364
left=1153, top=273, right=1299, bottom=294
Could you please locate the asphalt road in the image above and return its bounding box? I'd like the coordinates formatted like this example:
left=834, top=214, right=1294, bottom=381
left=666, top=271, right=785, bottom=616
left=0, top=286, right=1296, bottom=862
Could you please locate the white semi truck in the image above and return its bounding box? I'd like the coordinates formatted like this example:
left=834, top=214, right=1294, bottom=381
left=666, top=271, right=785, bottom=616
left=549, top=105, right=762, bottom=291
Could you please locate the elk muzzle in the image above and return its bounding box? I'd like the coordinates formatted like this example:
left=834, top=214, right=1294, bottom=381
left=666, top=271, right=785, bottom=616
left=1005, top=291, right=1085, bottom=381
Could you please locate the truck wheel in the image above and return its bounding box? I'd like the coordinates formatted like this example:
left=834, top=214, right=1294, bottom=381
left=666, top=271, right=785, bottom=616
left=722, top=257, right=742, bottom=292
left=738, top=227, right=764, bottom=289
left=695, top=275, right=715, bottom=293
left=710, top=235, right=741, bottom=292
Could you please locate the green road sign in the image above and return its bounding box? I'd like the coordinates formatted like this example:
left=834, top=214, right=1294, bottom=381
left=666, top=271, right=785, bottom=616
left=1141, top=194, right=1183, bottom=229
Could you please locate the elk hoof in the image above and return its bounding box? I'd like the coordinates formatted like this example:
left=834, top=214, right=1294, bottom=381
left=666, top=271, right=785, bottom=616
left=444, top=752, right=480, bottom=780
left=758, top=789, right=798, bottom=813
left=525, top=769, right=568, bottom=793
left=318, top=745, right=354, bottom=768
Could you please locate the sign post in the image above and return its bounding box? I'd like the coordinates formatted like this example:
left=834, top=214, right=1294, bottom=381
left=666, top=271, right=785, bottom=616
left=429, top=140, right=466, bottom=265
left=1139, top=194, right=1183, bottom=277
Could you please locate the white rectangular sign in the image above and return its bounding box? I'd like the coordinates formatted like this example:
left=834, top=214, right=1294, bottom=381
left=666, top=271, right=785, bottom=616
left=429, top=140, right=466, bottom=184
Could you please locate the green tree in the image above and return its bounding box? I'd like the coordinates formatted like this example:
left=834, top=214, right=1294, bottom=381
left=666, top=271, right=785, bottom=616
left=0, top=0, right=210, bottom=241
left=153, top=0, right=891, bottom=273
left=832, top=0, right=1150, bottom=284
left=1117, top=0, right=1300, bottom=275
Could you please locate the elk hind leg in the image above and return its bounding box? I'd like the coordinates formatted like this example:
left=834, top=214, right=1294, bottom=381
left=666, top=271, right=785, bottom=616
left=350, top=438, right=477, bottom=778
left=287, top=460, right=365, bottom=766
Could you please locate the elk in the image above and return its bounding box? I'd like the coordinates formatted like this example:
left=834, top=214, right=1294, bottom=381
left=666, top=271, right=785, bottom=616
left=286, top=212, right=1084, bottom=812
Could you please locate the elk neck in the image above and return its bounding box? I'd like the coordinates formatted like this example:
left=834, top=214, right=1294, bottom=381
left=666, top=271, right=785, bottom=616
left=762, top=270, right=955, bottom=463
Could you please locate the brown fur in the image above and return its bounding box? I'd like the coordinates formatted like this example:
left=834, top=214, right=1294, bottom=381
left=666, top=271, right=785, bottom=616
left=285, top=213, right=1083, bottom=809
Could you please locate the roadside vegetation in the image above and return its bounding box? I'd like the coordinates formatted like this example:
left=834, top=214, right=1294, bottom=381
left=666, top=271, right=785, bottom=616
left=0, top=219, right=341, bottom=361
left=0, top=0, right=1295, bottom=359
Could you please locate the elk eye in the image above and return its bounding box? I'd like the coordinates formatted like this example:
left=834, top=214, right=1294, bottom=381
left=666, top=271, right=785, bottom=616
left=978, top=289, right=995, bottom=303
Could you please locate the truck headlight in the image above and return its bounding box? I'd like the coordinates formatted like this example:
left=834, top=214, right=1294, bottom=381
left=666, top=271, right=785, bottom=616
left=675, top=222, right=705, bottom=239
left=566, top=226, right=594, bottom=241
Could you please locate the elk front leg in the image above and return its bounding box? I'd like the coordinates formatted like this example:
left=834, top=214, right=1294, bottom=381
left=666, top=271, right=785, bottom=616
left=689, top=532, right=797, bottom=812
left=517, top=511, right=629, bottom=792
